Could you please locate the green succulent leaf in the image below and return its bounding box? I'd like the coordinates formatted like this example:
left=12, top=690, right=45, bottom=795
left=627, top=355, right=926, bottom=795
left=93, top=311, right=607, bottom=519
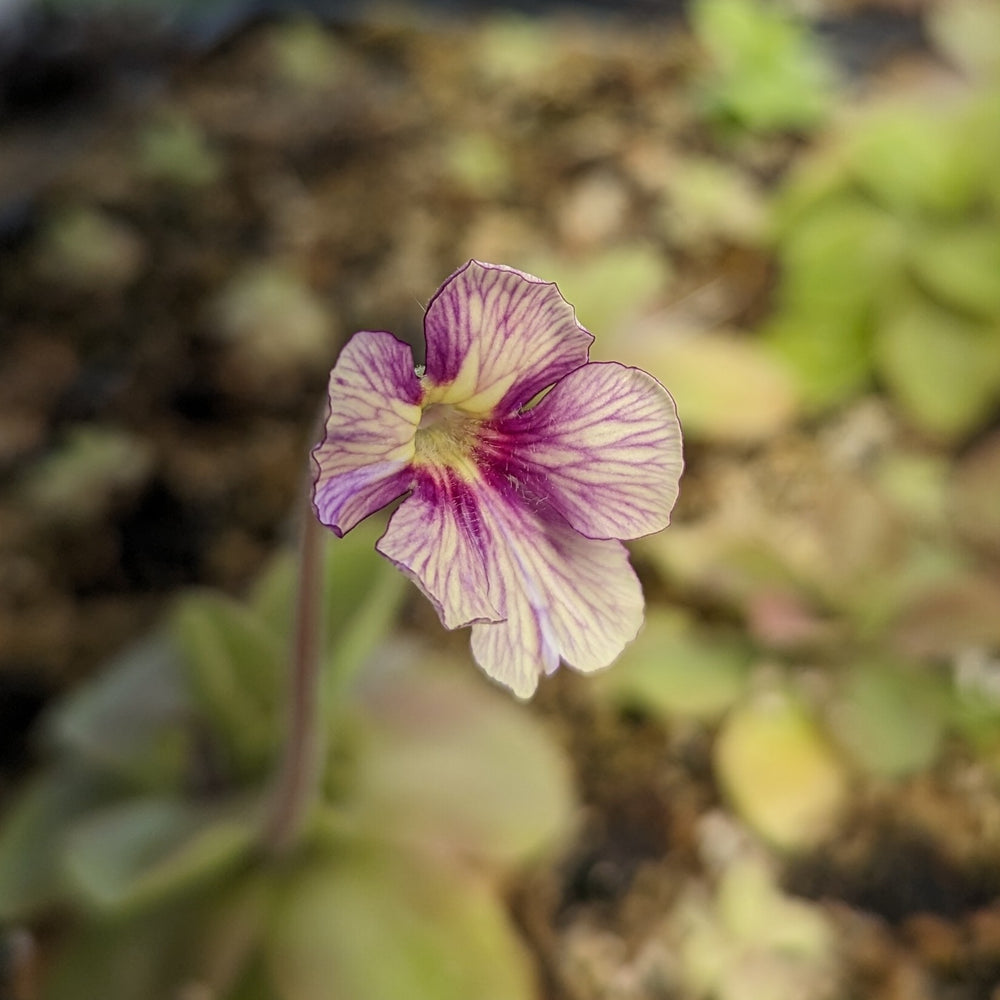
left=350, top=647, right=575, bottom=868
left=0, top=769, right=111, bottom=921
left=775, top=197, right=905, bottom=318
left=951, top=650, right=1000, bottom=754
left=678, top=855, right=835, bottom=1000
left=173, top=590, right=284, bottom=777
left=19, top=426, right=153, bottom=526
left=910, top=222, right=1000, bottom=320
left=45, top=635, right=192, bottom=790
left=715, top=691, right=848, bottom=850
left=270, top=18, right=345, bottom=89
left=832, top=662, right=948, bottom=777
left=762, top=311, right=873, bottom=411
left=138, top=113, right=222, bottom=188
left=626, top=330, right=799, bottom=444
left=762, top=197, right=904, bottom=409
left=596, top=609, right=750, bottom=720
left=40, top=875, right=268, bottom=1000
left=268, top=847, right=537, bottom=1000
left=847, top=104, right=987, bottom=218
left=477, top=14, right=554, bottom=87
left=62, top=796, right=254, bottom=914
left=875, top=296, right=1000, bottom=439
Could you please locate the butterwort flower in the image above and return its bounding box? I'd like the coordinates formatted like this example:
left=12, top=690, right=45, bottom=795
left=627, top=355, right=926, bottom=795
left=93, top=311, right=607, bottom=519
left=312, top=261, right=683, bottom=698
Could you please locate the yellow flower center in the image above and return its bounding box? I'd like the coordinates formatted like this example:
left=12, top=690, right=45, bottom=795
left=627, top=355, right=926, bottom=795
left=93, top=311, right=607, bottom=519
left=413, top=403, right=481, bottom=478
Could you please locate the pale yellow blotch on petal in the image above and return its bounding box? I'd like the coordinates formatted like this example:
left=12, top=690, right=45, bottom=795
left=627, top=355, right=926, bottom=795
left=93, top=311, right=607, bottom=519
left=389, top=398, right=423, bottom=423
left=459, top=369, right=519, bottom=415
left=430, top=362, right=519, bottom=416
left=385, top=441, right=417, bottom=464
left=432, top=369, right=478, bottom=407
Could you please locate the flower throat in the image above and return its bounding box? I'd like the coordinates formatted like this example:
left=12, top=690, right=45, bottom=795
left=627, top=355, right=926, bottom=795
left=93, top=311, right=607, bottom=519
left=413, top=402, right=481, bottom=475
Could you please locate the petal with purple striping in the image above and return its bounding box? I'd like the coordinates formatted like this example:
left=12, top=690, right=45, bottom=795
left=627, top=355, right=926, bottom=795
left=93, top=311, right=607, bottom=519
left=312, top=330, right=422, bottom=536
left=486, top=362, right=683, bottom=541
left=377, top=467, right=504, bottom=630
left=423, top=261, right=593, bottom=417
left=468, top=490, right=645, bottom=699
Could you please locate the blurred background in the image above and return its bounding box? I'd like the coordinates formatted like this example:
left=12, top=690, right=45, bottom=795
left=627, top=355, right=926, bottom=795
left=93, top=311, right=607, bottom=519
left=1, top=0, right=999, bottom=997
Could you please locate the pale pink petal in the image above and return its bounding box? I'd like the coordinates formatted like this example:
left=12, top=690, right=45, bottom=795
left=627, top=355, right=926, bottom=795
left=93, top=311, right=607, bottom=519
left=469, top=490, right=644, bottom=699
left=377, top=468, right=503, bottom=629
left=423, top=261, right=593, bottom=416
left=485, top=362, right=684, bottom=541
left=312, top=330, right=422, bottom=536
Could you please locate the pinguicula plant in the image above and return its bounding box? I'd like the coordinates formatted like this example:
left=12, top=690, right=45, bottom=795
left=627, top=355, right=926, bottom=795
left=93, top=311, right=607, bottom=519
left=312, top=260, right=684, bottom=698
left=0, top=261, right=682, bottom=1000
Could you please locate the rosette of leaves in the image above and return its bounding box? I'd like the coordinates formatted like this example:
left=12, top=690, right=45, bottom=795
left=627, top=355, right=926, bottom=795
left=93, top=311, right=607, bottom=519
left=0, top=520, right=575, bottom=1000
left=762, top=44, right=1000, bottom=438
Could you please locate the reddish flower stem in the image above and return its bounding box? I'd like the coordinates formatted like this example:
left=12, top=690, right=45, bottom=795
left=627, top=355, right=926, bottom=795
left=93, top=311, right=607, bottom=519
left=260, top=440, right=326, bottom=856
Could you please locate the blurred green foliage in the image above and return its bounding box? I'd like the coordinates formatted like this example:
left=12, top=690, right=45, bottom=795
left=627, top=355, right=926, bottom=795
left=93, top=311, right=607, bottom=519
left=138, top=114, right=222, bottom=187
left=269, top=18, right=346, bottom=89
left=714, top=690, right=847, bottom=850
left=689, top=0, right=836, bottom=133
left=595, top=609, right=750, bottom=720
left=0, top=521, right=575, bottom=998
left=34, top=206, right=146, bottom=291
left=597, top=0, right=1000, bottom=852
left=523, top=245, right=668, bottom=339
left=676, top=853, right=835, bottom=1000
left=20, top=427, right=154, bottom=527
left=763, top=87, right=1000, bottom=434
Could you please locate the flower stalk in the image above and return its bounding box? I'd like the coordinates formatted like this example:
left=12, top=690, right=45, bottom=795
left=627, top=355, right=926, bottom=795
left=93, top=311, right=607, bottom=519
left=260, top=434, right=326, bottom=856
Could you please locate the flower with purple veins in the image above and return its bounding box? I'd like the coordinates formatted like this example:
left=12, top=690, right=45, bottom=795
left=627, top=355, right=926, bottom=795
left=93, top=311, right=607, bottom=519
left=312, top=260, right=683, bottom=699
